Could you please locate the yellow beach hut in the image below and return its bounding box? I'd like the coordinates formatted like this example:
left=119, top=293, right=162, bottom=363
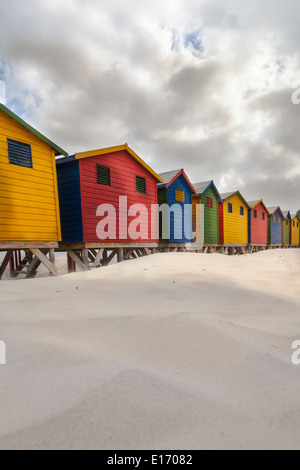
left=291, top=214, right=300, bottom=246
left=0, top=103, right=68, bottom=278
left=219, top=191, right=250, bottom=245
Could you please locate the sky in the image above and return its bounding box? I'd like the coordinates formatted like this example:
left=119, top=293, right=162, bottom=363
left=0, top=0, right=300, bottom=212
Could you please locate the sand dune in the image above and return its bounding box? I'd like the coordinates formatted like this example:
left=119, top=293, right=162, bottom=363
left=0, top=249, right=300, bottom=450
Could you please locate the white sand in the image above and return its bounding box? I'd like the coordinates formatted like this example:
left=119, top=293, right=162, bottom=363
left=0, top=249, right=300, bottom=450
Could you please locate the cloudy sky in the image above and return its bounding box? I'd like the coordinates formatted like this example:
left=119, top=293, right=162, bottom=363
left=0, top=0, right=300, bottom=211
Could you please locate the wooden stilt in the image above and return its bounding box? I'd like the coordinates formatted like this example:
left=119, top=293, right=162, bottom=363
left=106, top=249, right=117, bottom=265
left=102, top=250, right=108, bottom=266
left=25, top=252, right=43, bottom=278
left=49, top=249, right=55, bottom=276
left=93, top=249, right=104, bottom=267
left=66, top=250, right=87, bottom=272
left=67, top=253, right=75, bottom=273
left=0, top=250, right=13, bottom=279
left=82, top=248, right=90, bottom=270
left=30, top=249, right=57, bottom=276
left=117, top=249, right=124, bottom=263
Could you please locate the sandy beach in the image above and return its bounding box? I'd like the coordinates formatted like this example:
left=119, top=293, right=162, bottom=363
left=0, top=249, right=300, bottom=450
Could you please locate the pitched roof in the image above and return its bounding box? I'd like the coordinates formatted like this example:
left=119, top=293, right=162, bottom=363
left=220, top=190, right=250, bottom=209
left=282, top=210, right=292, bottom=219
left=0, top=102, right=68, bottom=157
left=158, top=169, right=197, bottom=195
left=192, top=180, right=212, bottom=195
left=291, top=213, right=300, bottom=221
left=158, top=169, right=182, bottom=186
left=267, top=206, right=285, bottom=218
left=247, top=200, right=261, bottom=208
left=247, top=199, right=270, bottom=213
left=75, top=144, right=163, bottom=183
left=220, top=191, right=237, bottom=201
left=193, top=180, right=222, bottom=202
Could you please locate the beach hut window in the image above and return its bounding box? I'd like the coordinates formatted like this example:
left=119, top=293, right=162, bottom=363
left=254, top=210, right=257, bottom=219
left=207, top=197, right=213, bottom=208
left=262, top=212, right=265, bottom=220
left=97, top=165, right=111, bottom=186
left=228, top=203, right=233, bottom=214
left=7, top=139, right=32, bottom=168
left=273, top=215, right=276, bottom=223
left=175, top=189, right=185, bottom=202
left=293, top=221, right=295, bottom=227
left=286, top=220, right=289, bottom=225
left=240, top=206, right=244, bottom=216
left=136, top=176, right=147, bottom=194
left=278, top=217, right=281, bottom=224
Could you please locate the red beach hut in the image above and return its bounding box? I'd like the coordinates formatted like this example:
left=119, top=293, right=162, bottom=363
left=56, top=144, right=163, bottom=244
left=248, top=200, right=270, bottom=245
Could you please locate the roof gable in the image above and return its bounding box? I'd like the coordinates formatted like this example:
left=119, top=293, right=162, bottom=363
left=248, top=200, right=270, bottom=214
left=75, top=144, right=163, bottom=183
left=267, top=206, right=285, bottom=218
left=221, top=190, right=250, bottom=209
left=282, top=210, right=292, bottom=220
left=193, top=180, right=222, bottom=202
left=158, top=169, right=197, bottom=195
left=0, top=103, right=68, bottom=157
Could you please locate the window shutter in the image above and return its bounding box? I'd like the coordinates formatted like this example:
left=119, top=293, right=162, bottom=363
left=97, top=165, right=111, bottom=186
left=207, top=197, right=213, bottom=208
left=175, top=189, right=185, bottom=202
left=136, top=176, right=146, bottom=194
left=7, top=139, right=32, bottom=168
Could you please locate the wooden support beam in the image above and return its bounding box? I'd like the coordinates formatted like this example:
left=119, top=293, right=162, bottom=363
left=82, top=249, right=90, bottom=270
left=49, top=249, right=55, bottom=276
left=88, top=249, right=97, bottom=263
left=107, top=249, right=117, bottom=265
left=102, top=250, right=108, bottom=266
left=93, top=249, right=104, bottom=267
left=0, top=250, right=13, bottom=279
left=67, top=253, right=75, bottom=273
left=0, top=241, right=58, bottom=250
left=26, top=252, right=43, bottom=279
left=66, top=250, right=87, bottom=272
left=30, top=249, right=58, bottom=276
left=117, top=249, right=124, bottom=263
left=124, top=249, right=134, bottom=260
left=144, top=248, right=152, bottom=256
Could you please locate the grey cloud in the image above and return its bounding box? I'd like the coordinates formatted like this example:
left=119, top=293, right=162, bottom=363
left=0, top=0, right=299, bottom=212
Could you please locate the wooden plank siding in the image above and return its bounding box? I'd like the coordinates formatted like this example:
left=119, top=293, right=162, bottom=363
left=193, top=186, right=219, bottom=244
left=220, top=194, right=248, bottom=245
left=79, top=151, right=158, bottom=243
left=56, top=160, right=83, bottom=242
left=0, top=109, right=62, bottom=241
left=248, top=202, right=269, bottom=245
left=291, top=215, right=300, bottom=245
left=268, top=209, right=283, bottom=245
left=166, top=174, right=193, bottom=244
left=57, top=149, right=160, bottom=244
left=283, top=218, right=291, bottom=246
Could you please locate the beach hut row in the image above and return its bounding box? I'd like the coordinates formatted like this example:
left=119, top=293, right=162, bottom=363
left=0, top=103, right=299, bottom=276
